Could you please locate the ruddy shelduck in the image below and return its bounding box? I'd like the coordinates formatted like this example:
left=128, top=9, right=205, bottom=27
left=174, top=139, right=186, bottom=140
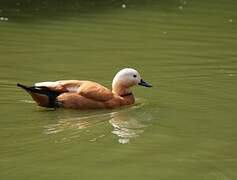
left=17, top=68, right=152, bottom=109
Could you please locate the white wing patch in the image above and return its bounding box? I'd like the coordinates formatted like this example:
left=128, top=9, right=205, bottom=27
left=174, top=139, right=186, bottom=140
left=35, top=81, right=79, bottom=92
left=35, top=81, right=56, bottom=87
left=66, top=86, right=79, bottom=92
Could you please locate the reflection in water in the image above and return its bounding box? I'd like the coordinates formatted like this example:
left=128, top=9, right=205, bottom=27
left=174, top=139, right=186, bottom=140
left=44, top=113, right=100, bottom=135
left=109, top=112, right=146, bottom=144
left=44, top=102, right=152, bottom=144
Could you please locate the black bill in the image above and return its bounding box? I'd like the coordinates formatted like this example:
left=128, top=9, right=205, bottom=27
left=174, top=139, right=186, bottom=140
left=138, top=79, right=152, bottom=87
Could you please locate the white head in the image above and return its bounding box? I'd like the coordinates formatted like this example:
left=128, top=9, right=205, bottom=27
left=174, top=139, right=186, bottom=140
left=112, top=68, right=152, bottom=95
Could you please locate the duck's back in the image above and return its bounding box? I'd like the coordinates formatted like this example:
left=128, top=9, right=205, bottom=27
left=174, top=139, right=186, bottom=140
left=34, top=80, right=117, bottom=108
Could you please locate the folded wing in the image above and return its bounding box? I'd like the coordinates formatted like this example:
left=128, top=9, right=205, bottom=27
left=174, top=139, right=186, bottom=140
left=35, top=80, right=113, bottom=102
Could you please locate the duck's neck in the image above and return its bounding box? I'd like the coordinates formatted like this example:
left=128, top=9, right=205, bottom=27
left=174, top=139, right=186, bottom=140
left=112, top=80, right=132, bottom=96
left=112, top=85, right=132, bottom=96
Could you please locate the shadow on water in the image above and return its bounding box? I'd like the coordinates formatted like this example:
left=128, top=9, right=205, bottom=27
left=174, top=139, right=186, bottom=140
left=0, top=0, right=179, bottom=21
left=43, top=99, right=153, bottom=144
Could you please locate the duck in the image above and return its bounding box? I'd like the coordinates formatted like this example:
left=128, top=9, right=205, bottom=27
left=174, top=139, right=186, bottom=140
left=17, top=68, right=152, bottom=109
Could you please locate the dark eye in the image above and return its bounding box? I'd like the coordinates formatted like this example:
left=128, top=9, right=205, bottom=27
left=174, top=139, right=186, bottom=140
left=133, top=75, right=137, bottom=78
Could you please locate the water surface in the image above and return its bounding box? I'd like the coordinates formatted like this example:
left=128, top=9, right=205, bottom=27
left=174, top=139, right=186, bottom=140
left=0, top=0, right=237, bottom=179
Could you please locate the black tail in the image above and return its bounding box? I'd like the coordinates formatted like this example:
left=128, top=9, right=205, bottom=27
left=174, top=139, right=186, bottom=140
left=17, top=83, right=61, bottom=108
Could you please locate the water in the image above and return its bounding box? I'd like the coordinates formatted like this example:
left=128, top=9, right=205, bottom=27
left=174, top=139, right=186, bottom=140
left=1, top=0, right=237, bottom=179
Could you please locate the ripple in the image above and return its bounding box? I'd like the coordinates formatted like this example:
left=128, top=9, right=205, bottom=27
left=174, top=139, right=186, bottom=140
left=44, top=100, right=152, bottom=144
left=20, top=100, right=35, bottom=104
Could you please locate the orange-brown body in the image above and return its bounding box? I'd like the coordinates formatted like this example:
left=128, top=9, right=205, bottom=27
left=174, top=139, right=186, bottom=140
left=31, top=80, right=135, bottom=109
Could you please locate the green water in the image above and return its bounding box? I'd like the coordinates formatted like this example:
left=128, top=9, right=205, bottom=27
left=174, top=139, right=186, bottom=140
left=1, top=0, right=237, bottom=179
